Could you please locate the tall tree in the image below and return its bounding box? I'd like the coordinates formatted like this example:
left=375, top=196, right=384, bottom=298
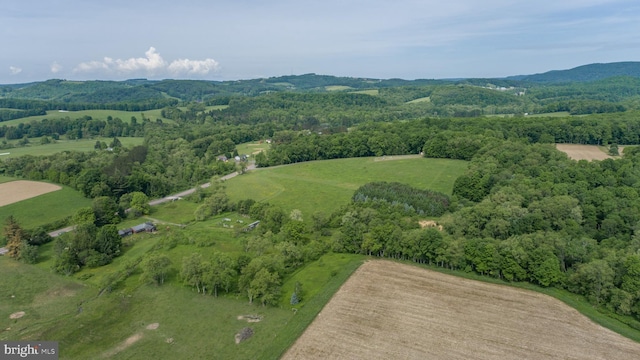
left=141, top=254, right=172, bottom=286
left=3, top=216, right=25, bottom=259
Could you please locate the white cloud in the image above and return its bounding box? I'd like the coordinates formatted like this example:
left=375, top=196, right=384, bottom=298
left=73, top=47, right=219, bottom=77
left=168, top=58, right=220, bottom=75
left=50, top=62, right=62, bottom=73
left=9, top=66, right=22, bottom=75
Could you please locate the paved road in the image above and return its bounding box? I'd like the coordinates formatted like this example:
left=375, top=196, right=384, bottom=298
left=148, top=164, right=255, bottom=206
left=40, top=164, right=257, bottom=238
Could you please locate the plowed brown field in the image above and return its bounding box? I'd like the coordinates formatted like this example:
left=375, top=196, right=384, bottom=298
left=0, top=180, right=61, bottom=207
left=556, top=144, right=612, bottom=161
left=283, top=260, right=640, bottom=360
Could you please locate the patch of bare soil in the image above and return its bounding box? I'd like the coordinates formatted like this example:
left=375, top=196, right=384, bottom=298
left=0, top=180, right=61, bottom=207
left=235, top=327, right=253, bottom=344
left=146, top=323, right=159, bottom=330
left=237, top=315, right=262, bottom=323
left=102, top=333, right=143, bottom=358
left=282, top=260, right=640, bottom=360
left=419, top=220, right=442, bottom=230
left=9, top=311, right=25, bottom=319
left=556, top=144, right=612, bottom=161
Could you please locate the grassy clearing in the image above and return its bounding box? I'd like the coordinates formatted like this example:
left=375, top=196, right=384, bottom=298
left=0, top=175, right=17, bottom=183
left=350, top=89, right=379, bottom=96
left=0, top=109, right=173, bottom=127
left=406, top=96, right=431, bottom=104
left=226, top=157, right=467, bottom=217
left=527, top=111, right=571, bottom=117
left=235, top=141, right=270, bottom=157
left=325, top=86, right=353, bottom=91
left=0, top=218, right=365, bottom=360
left=0, top=137, right=144, bottom=158
left=0, top=184, right=91, bottom=230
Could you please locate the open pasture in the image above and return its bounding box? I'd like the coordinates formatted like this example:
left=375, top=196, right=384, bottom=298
left=0, top=180, right=61, bottom=207
left=1, top=241, right=364, bottom=359
left=556, top=143, right=614, bottom=161
left=235, top=141, right=270, bottom=156
left=283, top=260, right=640, bottom=360
left=350, top=89, right=379, bottom=96
left=405, top=96, right=431, bottom=104
left=225, top=156, right=467, bottom=217
left=0, top=109, right=173, bottom=127
left=0, top=137, right=144, bottom=158
left=325, top=85, right=354, bottom=91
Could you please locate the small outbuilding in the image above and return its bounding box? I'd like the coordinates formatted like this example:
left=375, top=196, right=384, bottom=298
left=132, top=222, right=157, bottom=233
left=119, top=222, right=156, bottom=237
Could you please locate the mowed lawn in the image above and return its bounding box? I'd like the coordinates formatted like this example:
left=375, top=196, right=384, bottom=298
left=225, top=156, right=467, bottom=217
left=0, top=137, right=144, bottom=158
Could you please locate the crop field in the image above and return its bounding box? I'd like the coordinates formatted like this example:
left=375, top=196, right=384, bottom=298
left=0, top=180, right=61, bottom=207
left=0, top=137, right=144, bottom=158
left=283, top=260, right=640, bottom=360
left=0, top=109, right=173, bottom=127
left=556, top=144, right=614, bottom=161
left=225, top=156, right=467, bottom=217
left=0, top=179, right=90, bottom=229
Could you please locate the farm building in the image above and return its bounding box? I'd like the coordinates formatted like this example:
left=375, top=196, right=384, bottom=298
left=119, top=222, right=156, bottom=237
left=243, top=221, right=260, bottom=232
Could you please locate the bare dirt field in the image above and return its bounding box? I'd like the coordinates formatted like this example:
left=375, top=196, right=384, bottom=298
left=556, top=144, right=613, bottom=161
left=283, top=260, right=640, bottom=360
left=0, top=180, right=61, bottom=207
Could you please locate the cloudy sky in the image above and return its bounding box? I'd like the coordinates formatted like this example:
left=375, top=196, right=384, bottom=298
left=2, top=0, right=639, bottom=83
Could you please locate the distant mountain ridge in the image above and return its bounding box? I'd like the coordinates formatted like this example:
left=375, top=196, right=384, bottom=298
left=507, top=61, right=640, bottom=83
left=2, top=62, right=640, bottom=103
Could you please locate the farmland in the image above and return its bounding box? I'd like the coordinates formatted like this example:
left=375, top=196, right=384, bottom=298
left=0, top=230, right=365, bottom=360
left=284, top=260, right=640, bottom=360
left=0, top=180, right=61, bottom=207
left=0, top=137, right=144, bottom=158
left=556, top=144, right=615, bottom=161
left=226, top=156, right=467, bottom=217
left=0, top=178, right=91, bottom=230
left=4, top=69, right=640, bottom=359
left=0, top=109, right=173, bottom=127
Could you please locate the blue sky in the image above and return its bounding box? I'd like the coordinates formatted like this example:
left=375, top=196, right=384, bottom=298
left=2, top=0, right=640, bottom=83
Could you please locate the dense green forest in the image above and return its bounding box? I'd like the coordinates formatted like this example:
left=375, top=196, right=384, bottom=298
left=5, top=64, right=640, bottom=330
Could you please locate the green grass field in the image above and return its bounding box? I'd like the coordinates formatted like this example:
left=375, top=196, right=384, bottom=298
left=0, top=137, right=144, bottom=158
left=350, top=89, right=379, bottom=96
left=0, top=229, right=364, bottom=360
left=235, top=142, right=270, bottom=157
left=0, top=109, right=173, bottom=127
left=0, top=181, right=91, bottom=230
left=406, top=96, right=431, bottom=104
left=325, top=85, right=354, bottom=91
left=225, top=156, right=467, bottom=218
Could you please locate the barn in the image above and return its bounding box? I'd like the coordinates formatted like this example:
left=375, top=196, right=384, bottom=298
left=119, top=222, right=156, bottom=237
